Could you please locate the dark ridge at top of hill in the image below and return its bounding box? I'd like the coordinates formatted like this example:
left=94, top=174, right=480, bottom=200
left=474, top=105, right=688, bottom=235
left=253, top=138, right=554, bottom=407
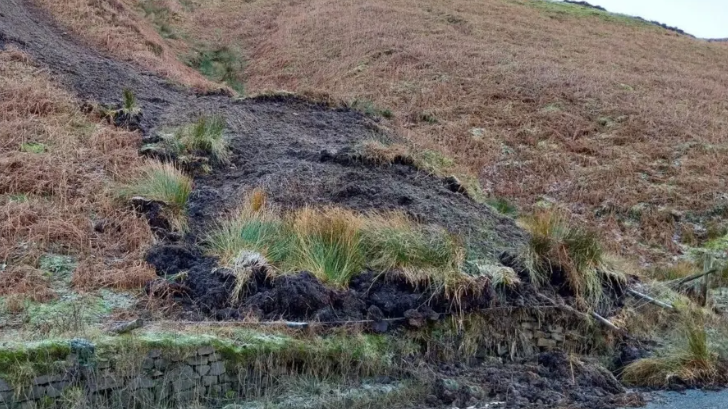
left=563, top=0, right=694, bottom=38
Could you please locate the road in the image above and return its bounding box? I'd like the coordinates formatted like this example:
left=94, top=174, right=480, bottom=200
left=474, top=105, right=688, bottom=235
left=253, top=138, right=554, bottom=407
left=635, top=390, right=728, bottom=409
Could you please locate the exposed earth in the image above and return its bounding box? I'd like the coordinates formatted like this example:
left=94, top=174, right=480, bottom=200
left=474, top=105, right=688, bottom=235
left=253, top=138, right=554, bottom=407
left=0, top=1, right=723, bottom=408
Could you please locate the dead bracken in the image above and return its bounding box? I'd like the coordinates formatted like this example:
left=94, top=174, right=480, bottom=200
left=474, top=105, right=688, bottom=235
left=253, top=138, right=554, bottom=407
left=1, top=0, right=728, bottom=408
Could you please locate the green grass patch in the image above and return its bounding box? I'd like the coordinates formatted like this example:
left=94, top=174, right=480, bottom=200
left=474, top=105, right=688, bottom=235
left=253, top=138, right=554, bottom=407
left=187, top=47, right=245, bottom=93
left=523, top=0, right=653, bottom=27
left=519, top=209, right=622, bottom=306
left=622, top=321, right=726, bottom=387
left=120, top=161, right=192, bottom=230
left=144, top=115, right=230, bottom=165
left=486, top=197, right=518, bottom=216
left=206, top=192, right=469, bottom=290
left=349, top=99, right=393, bottom=119
left=20, top=142, right=46, bottom=154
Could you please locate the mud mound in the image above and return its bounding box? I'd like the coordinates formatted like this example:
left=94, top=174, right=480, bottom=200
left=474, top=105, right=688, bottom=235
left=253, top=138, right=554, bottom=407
left=429, top=351, right=643, bottom=409
left=147, top=250, right=488, bottom=324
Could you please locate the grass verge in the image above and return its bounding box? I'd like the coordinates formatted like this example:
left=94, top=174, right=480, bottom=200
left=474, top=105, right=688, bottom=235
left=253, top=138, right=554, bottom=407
left=621, top=321, right=727, bottom=387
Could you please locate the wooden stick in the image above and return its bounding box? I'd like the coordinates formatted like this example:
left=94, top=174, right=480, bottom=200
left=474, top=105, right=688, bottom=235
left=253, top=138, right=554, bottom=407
left=536, top=294, right=626, bottom=336
left=627, top=289, right=674, bottom=310
left=673, top=269, right=717, bottom=286
left=590, top=311, right=622, bottom=333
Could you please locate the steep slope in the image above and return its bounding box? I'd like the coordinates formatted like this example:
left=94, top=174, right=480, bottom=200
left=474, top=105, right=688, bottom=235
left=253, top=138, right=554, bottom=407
left=30, top=0, right=728, bottom=263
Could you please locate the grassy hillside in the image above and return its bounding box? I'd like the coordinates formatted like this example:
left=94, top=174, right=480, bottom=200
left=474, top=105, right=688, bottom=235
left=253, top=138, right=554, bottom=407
left=34, top=0, right=728, bottom=264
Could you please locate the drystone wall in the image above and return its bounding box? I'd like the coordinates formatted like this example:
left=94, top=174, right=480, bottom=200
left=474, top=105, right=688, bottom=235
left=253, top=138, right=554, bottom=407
left=0, top=345, right=233, bottom=409
left=0, top=311, right=602, bottom=408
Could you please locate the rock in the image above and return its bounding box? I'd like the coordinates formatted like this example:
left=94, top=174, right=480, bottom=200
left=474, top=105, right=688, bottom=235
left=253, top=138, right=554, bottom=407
left=537, top=338, right=557, bottom=349
left=186, top=355, right=208, bottom=366
left=88, top=375, right=122, bottom=393
left=0, top=379, right=11, bottom=392
left=154, top=358, right=169, bottom=371
left=45, top=381, right=69, bottom=398
left=141, top=357, right=154, bottom=370
left=129, top=376, right=155, bottom=391
left=197, top=346, right=215, bottom=356
left=109, top=318, right=144, bottom=334
left=196, top=365, right=211, bottom=376
left=208, top=361, right=226, bottom=376
left=172, top=378, right=197, bottom=393
left=202, top=375, right=218, bottom=386
left=367, top=305, right=384, bottom=320
left=404, top=309, right=426, bottom=328
left=434, top=378, right=459, bottom=404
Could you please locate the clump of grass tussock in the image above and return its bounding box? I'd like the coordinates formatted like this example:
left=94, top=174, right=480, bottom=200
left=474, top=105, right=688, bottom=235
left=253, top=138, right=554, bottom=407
left=150, top=115, right=230, bottom=164
left=181, top=115, right=229, bottom=163
left=121, top=161, right=192, bottom=230
left=360, top=212, right=466, bottom=289
left=121, top=88, right=140, bottom=115
left=206, top=190, right=470, bottom=291
left=621, top=321, right=726, bottom=387
left=519, top=209, right=622, bottom=306
left=206, top=189, right=291, bottom=266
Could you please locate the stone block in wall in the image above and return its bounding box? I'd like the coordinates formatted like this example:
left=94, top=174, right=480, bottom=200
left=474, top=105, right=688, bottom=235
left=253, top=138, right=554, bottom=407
left=197, top=346, right=215, bottom=356
left=148, top=349, right=162, bottom=359
left=186, top=355, right=208, bottom=366
left=537, top=338, right=557, bottom=349
left=552, top=332, right=565, bottom=342
left=154, top=383, right=171, bottom=402
left=167, top=364, right=199, bottom=380
left=45, top=381, right=70, bottom=398
left=88, top=374, right=122, bottom=393
left=196, top=365, right=211, bottom=376
left=548, top=325, right=564, bottom=333
left=142, top=357, right=155, bottom=370
left=208, top=352, right=221, bottom=361
left=154, top=358, right=169, bottom=371
left=0, top=380, right=11, bottom=392
left=172, top=377, right=197, bottom=393
left=129, top=376, right=155, bottom=391
left=202, top=375, right=218, bottom=386
left=0, top=390, right=13, bottom=406
left=209, top=361, right=226, bottom=376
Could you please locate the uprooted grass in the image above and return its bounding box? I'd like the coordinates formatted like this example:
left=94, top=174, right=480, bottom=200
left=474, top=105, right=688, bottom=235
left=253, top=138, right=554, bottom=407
left=120, top=161, right=193, bottom=231
left=206, top=190, right=470, bottom=292
left=145, top=115, right=230, bottom=164
left=519, top=209, right=624, bottom=307
left=0, top=48, right=154, bottom=293
left=621, top=320, right=727, bottom=387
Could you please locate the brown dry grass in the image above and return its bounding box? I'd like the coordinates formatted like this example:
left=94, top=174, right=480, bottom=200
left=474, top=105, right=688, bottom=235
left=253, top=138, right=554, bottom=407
left=38, top=0, right=728, bottom=262
left=32, top=0, right=215, bottom=91
left=0, top=48, right=155, bottom=297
